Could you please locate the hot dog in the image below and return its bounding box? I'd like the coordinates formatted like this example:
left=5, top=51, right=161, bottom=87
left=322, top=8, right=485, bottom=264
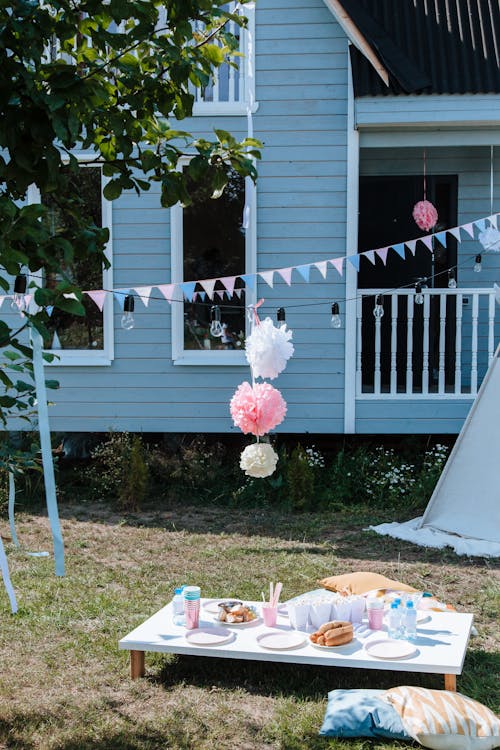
left=310, top=620, right=353, bottom=647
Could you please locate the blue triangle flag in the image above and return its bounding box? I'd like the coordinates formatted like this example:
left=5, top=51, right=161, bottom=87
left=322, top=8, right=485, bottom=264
left=46, top=306, right=54, bottom=317
left=181, top=282, right=197, bottom=301
left=296, top=264, right=311, bottom=282
left=239, top=274, right=255, bottom=289
left=435, top=231, right=448, bottom=248
left=113, top=289, right=130, bottom=310
left=391, top=243, right=406, bottom=259
left=347, top=255, right=360, bottom=272
left=474, top=218, right=487, bottom=232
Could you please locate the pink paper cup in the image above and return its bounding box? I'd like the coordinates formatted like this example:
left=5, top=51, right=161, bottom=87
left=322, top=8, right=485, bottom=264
left=262, top=606, right=278, bottom=627
left=366, top=601, right=384, bottom=630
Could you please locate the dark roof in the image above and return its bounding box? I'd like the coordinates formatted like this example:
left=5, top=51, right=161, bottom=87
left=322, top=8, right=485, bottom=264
left=342, top=0, right=500, bottom=96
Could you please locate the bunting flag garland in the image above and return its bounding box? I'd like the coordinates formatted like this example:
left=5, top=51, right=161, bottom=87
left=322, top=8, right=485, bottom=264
left=315, top=260, right=328, bottom=278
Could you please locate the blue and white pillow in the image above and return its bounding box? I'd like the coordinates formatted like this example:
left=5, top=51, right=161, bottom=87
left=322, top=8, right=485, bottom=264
left=319, top=689, right=411, bottom=740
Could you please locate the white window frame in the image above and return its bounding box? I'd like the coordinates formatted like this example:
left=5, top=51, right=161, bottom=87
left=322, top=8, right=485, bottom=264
left=171, top=160, right=256, bottom=365
left=192, top=3, right=258, bottom=116
left=27, top=156, right=114, bottom=366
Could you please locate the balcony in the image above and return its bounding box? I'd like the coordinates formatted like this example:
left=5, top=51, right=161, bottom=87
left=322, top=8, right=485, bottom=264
left=357, top=288, right=498, bottom=398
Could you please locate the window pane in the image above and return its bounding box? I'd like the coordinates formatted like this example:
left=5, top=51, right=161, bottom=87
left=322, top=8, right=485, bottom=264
left=183, top=169, right=246, bottom=351
left=43, top=167, right=104, bottom=350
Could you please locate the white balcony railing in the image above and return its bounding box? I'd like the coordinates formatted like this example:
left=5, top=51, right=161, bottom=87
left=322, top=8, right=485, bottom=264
left=356, top=288, right=498, bottom=398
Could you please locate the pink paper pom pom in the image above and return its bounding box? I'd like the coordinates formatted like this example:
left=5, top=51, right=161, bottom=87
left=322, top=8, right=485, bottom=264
left=230, top=381, right=287, bottom=436
left=412, top=200, right=438, bottom=231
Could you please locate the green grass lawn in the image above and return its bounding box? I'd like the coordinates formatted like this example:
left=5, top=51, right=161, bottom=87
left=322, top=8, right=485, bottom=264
left=0, top=500, right=498, bottom=749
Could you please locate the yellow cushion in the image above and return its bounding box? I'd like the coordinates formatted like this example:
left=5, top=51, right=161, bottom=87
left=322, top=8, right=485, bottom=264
left=318, top=571, right=416, bottom=595
left=382, top=687, right=500, bottom=750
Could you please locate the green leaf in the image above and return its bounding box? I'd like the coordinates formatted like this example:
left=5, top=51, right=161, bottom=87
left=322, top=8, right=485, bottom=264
left=103, top=180, right=123, bottom=201
left=55, top=297, right=86, bottom=316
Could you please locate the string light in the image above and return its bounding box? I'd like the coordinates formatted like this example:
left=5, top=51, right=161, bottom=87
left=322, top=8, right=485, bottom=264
left=414, top=282, right=424, bottom=305
left=11, top=274, right=27, bottom=313
left=121, top=295, right=135, bottom=330
left=474, top=254, right=482, bottom=273
left=210, top=305, right=223, bottom=337
left=330, top=302, right=341, bottom=328
left=448, top=269, right=457, bottom=289
left=276, top=307, right=286, bottom=323
left=373, top=294, right=384, bottom=318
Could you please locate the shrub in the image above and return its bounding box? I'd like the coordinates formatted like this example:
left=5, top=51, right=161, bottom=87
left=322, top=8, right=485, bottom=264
left=85, top=432, right=149, bottom=510
left=286, top=444, right=315, bottom=511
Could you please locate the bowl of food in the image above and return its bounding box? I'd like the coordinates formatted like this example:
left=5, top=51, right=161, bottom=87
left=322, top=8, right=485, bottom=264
left=216, top=601, right=259, bottom=624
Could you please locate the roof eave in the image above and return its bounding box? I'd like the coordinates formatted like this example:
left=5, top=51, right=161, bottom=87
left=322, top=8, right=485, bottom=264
left=322, top=0, right=389, bottom=86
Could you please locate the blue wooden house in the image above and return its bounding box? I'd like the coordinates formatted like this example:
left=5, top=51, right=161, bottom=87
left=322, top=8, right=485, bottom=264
left=17, top=0, right=500, bottom=435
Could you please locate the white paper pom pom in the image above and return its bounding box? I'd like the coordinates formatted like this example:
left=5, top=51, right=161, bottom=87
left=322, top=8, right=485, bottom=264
left=245, top=317, right=294, bottom=379
left=240, top=442, right=278, bottom=478
left=479, top=227, right=500, bottom=252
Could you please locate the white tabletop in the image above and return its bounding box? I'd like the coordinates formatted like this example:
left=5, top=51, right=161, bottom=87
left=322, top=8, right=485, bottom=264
left=119, top=599, right=474, bottom=676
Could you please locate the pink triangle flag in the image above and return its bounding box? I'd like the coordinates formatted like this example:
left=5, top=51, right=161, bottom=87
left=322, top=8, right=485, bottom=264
left=448, top=227, right=462, bottom=242
left=157, top=284, right=175, bottom=304
left=314, top=260, right=328, bottom=278
left=329, top=258, right=344, bottom=277
left=86, top=290, right=107, bottom=311
left=133, top=286, right=152, bottom=307
left=363, top=250, right=376, bottom=265
left=375, top=247, right=389, bottom=265
left=201, top=279, right=217, bottom=299
left=259, top=270, right=274, bottom=288
left=23, top=294, right=32, bottom=308
left=462, top=222, right=475, bottom=238
left=277, top=267, right=292, bottom=285
left=420, top=235, right=433, bottom=251
left=405, top=240, right=418, bottom=256
left=221, top=276, right=237, bottom=297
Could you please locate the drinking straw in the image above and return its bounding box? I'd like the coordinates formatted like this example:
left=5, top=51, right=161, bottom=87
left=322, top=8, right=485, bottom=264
left=261, top=591, right=266, bottom=603
left=270, top=582, right=274, bottom=607
left=272, top=582, right=282, bottom=608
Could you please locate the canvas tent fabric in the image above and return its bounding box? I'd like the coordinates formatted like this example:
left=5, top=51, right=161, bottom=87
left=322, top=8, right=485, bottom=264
left=371, top=344, right=500, bottom=558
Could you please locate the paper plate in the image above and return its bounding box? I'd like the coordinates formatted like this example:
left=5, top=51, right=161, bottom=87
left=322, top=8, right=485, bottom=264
left=309, top=637, right=358, bottom=651
left=257, top=631, right=307, bottom=650
left=365, top=638, right=417, bottom=660
left=185, top=627, right=234, bottom=646
left=215, top=614, right=261, bottom=627
left=202, top=599, right=226, bottom=614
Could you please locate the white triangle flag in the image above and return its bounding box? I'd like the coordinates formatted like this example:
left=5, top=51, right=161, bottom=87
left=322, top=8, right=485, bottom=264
left=405, top=240, right=418, bottom=256
left=448, top=227, right=462, bottom=242
left=259, top=270, right=274, bottom=288
left=363, top=250, right=376, bottom=265
left=133, top=286, right=153, bottom=307
left=201, top=279, right=217, bottom=299
left=314, top=260, right=328, bottom=278
left=86, top=290, right=107, bottom=312
left=0, top=296, right=4, bottom=309
left=157, top=284, right=175, bottom=303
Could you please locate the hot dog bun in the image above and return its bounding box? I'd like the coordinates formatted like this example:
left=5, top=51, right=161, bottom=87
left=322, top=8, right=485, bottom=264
left=310, top=620, right=353, bottom=647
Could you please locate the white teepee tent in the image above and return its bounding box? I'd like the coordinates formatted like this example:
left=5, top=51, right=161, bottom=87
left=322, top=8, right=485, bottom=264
left=371, top=343, right=500, bottom=557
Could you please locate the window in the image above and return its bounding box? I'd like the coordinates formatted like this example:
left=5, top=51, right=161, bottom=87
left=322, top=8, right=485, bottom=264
left=28, top=161, right=113, bottom=365
left=171, top=166, right=256, bottom=364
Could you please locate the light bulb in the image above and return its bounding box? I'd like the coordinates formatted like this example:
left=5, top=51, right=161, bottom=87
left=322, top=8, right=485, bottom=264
left=330, top=302, right=341, bottom=328
left=373, top=295, right=384, bottom=318
left=448, top=270, right=457, bottom=289
left=11, top=274, right=27, bottom=312
left=415, top=282, right=424, bottom=305
left=210, top=305, right=223, bottom=337
left=121, top=295, right=135, bottom=330
left=473, top=254, right=482, bottom=273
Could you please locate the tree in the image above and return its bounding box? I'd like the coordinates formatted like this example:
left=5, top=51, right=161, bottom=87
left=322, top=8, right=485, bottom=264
left=0, top=0, right=261, bottom=432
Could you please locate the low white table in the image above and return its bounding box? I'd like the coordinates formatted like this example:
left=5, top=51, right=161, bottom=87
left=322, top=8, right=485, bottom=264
left=119, top=599, right=474, bottom=692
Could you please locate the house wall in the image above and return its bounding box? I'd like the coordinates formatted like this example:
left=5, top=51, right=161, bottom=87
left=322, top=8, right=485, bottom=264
left=355, top=145, right=500, bottom=434
left=37, top=0, right=352, bottom=435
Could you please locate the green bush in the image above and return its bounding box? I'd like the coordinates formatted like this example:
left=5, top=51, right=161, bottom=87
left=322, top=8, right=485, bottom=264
left=85, top=432, right=149, bottom=510
left=286, top=444, right=315, bottom=512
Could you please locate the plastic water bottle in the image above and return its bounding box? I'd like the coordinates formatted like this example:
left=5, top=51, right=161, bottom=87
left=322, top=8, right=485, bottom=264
left=172, top=586, right=186, bottom=625
left=388, top=601, right=402, bottom=639
left=403, top=600, right=417, bottom=641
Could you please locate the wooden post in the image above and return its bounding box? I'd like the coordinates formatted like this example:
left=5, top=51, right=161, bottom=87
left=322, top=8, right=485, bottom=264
left=444, top=674, right=456, bottom=692
left=130, top=650, right=145, bottom=679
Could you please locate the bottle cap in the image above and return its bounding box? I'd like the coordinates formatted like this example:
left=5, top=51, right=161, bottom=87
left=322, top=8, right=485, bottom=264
left=393, top=598, right=401, bottom=605
left=174, top=587, right=184, bottom=595
left=390, top=602, right=398, bottom=609
left=406, top=600, right=414, bottom=608
left=422, top=592, right=432, bottom=597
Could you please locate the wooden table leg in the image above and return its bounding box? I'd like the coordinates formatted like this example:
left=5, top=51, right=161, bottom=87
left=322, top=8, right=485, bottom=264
left=444, top=674, right=456, bottom=692
left=130, top=650, right=145, bottom=679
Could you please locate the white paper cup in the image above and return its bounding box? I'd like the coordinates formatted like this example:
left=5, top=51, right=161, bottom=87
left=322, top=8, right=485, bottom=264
left=334, top=599, right=351, bottom=622
left=288, top=602, right=310, bottom=631
left=349, top=597, right=366, bottom=623
left=309, top=601, right=332, bottom=630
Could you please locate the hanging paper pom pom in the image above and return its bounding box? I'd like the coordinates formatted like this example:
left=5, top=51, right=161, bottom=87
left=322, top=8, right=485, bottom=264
left=230, top=381, right=287, bottom=436
left=240, top=442, right=278, bottom=478
left=245, top=317, right=294, bottom=380
left=479, top=227, right=500, bottom=252
left=412, top=200, right=438, bottom=232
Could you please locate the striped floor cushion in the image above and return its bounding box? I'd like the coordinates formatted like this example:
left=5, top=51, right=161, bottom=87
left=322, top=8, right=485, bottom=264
left=382, top=687, right=500, bottom=750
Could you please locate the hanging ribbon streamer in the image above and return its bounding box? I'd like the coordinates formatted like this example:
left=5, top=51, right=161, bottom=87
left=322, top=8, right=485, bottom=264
left=0, top=533, right=17, bottom=614
left=242, top=4, right=255, bottom=232
left=32, top=329, right=65, bottom=576
left=8, top=472, right=49, bottom=558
